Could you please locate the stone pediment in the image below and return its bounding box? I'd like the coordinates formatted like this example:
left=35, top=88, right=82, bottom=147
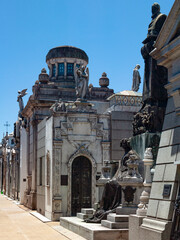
left=154, top=0, right=180, bottom=50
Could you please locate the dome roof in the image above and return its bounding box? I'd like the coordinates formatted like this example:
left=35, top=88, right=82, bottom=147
left=46, top=46, right=89, bottom=62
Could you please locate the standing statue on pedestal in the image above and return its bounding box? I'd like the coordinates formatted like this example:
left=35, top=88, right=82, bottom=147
left=141, top=3, right=167, bottom=105
left=17, top=89, right=27, bottom=119
left=133, top=3, right=168, bottom=136
left=75, top=65, right=89, bottom=100
left=132, top=64, right=141, bottom=92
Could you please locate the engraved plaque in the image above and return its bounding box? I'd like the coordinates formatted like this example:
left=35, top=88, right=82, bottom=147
left=163, top=184, right=172, bottom=197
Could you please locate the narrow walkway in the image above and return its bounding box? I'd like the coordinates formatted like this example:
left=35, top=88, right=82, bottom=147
left=0, top=194, right=83, bottom=240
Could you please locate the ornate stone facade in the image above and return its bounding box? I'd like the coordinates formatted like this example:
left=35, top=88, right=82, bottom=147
left=44, top=102, right=111, bottom=218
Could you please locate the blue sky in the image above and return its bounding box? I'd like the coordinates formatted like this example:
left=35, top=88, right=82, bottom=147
left=0, top=0, right=174, bottom=138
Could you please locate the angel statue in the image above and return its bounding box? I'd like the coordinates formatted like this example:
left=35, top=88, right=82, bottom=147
left=75, top=65, right=89, bottom=100
left=17, top=89, right=27, bottom=118
left=132, top=64, right=141, bottom=92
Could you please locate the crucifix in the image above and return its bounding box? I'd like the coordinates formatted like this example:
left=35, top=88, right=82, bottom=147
left=4, top=121, right=10, bottom=134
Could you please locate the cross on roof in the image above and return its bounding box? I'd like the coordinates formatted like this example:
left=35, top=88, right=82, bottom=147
left=4, top=121, right=10, bottom=134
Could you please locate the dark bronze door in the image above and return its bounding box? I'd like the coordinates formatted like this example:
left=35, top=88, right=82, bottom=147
left=71, top=156, right=92, bottom=216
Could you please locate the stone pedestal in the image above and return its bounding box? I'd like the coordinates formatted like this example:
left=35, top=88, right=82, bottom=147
left=118, top=152, right=144, bottom=213
left=129, top=215, right=144, bottom=240
left=139, top=218, right=172, bottom=240
left=30, top=190, right=37, bottom=210
left=136, top=148, right=153, bottom=216
left=97, top=162, right=111, bottom=202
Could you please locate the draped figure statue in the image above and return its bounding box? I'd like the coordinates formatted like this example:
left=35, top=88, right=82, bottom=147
left=75, top=65, right=89, bottom=100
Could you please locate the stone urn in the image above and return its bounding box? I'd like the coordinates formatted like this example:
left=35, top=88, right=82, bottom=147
left=99, top=72, right=109, bottom=88
left=39, top=68, right=49, bottom=84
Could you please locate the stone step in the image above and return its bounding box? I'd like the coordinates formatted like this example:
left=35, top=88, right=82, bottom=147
left=77, top=212, right=93, bottom=220
left=107, top=213, right=129, bottom=222
left=101, top=220, right=128, bottom=229
left=116, top=207, right=137, bottom=215
left=60, top=216, right=128, bottom=240
left=81, top=208, right=94, bottom=214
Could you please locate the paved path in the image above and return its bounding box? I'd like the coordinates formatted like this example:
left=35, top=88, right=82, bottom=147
left=0, top=194, right=84, bottom=240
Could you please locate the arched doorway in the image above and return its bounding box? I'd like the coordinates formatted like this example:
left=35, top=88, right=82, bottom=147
left=71, top=156, right=92, bottom=216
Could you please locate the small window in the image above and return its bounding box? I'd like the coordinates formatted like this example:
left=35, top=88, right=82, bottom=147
left=11, top=139, right=14, bottom=145
left=67, top=63, right=74, bottom=76
left=52, top=64, right=56, bottom=77
left=58, top=63, right=64, bottom=76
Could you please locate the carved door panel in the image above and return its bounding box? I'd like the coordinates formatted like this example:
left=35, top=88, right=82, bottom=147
left=171, top=186, right=180, bottom=240
left=71, top=156, right=92, bottom=216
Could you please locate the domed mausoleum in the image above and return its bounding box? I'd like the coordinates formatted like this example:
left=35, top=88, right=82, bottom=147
left=11, top=45, right=142, bottom=221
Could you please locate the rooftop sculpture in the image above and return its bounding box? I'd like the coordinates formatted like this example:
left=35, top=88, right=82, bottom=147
left=75, top=65, right=89, bottom=100
left=132, top=64, right=141, bottom=92
left=17, top=89, right=27, bottom=119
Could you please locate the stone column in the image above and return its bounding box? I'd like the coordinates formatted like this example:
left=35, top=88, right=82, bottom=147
left=102, top=142, right=110, bottom=163
left=64, top=62, right=67, bottom=79
left=3, top=146, right=7, bottom=194
left=48, top=64, right=52, bottom=78
left=55, top=63, right=58, bottom=78
left=30, top=116, right=38, bottom=209
left=52, top=140, right=63, bottom=220
left=136, top=148, right=153, bottom=216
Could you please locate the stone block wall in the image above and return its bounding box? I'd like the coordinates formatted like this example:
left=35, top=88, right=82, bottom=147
left=145, top=97, right=180, bottom=222
left=37, top=119, right=46, bottom=216
left=111, top=111, right=134, bottom=162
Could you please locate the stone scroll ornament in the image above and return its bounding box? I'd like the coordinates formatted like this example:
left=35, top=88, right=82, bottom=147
left=75, top=65, right=89, bottom=100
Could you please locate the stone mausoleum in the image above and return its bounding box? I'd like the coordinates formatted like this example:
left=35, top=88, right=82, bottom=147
left=13, top=45, right=142, bottom=221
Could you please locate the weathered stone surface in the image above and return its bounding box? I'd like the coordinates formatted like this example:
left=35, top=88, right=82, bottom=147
left=159, top=129, right=172, bottom=147
left=146, top=199, right=159, bottom=217
left=101, top=220, right=128, bottom=229
left=111, top=120, right=133, bottom=130
left=153, top=165, right=165, bottom=181
left=157, top=145, right=178, bottom=164
left=112, top=130, right=132, bottom=140
left=170, top=127, right=180, bottom=145
left=156, top=200, right=174, bottom=220
left=163, top=111, right=180, bottom=130
left=60, top=216, right=128, bottom=240
left=107, top=214, right=129, bottom=222
left=163, top=163, right=178, bottom=181
left=150, top=182, right=178, bottom=200
left=129, top=215, right=144, bottom=240
left=165, top=97, right=175, bottom=115
left=175, top=144, right=180, bottom=164
left=111, top=112, right=134, bottom=121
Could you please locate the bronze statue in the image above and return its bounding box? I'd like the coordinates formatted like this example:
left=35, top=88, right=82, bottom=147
left=141, top=3, right=167, bottom=105
left=133, top=3, right=168, bottom=135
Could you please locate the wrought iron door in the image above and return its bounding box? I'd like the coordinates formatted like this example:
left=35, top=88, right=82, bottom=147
left=71, top=156, right=92, bottom=216
left=171, top=186, right=180, bottom=240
